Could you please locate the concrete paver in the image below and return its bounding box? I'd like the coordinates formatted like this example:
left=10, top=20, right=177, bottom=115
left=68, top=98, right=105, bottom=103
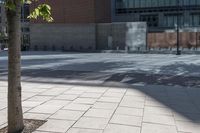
left=63, top=103, right=91, bottom=111
left=73, top=98, right=97, bottom=105
left=143, top=113, right=176, bottom=125
left=84, top=108, right=114, bottom=118
left=67, top=128, right=103, bottom=133
left=54, top=94, right=79, bottom=101
left=73, top=117, right=109, bottom=130
left=1, top=82, right=200, bottom=133
left=93, top=102, right=118, bottom=110
left=1, top=52, right=200, bottom=133
left=141, top=123, right=177, bottom=133
left=23, top=113, right=50, bottom=120
left=110, top=114, right=142, bottom=127
left=28, top=105, right=63, bottom=114
left=80, top=92, right=102, bottom=99
left=50, top=110, right=84, bottom=121
left=144, top=106, right=173, bottom=116
left=37, top=119, right=75, bottom=133
left=104, top=124, right=140, bottom=133
left=98, top=97, right=122, bottom=103
left=115, top=106, right=143, bottom=116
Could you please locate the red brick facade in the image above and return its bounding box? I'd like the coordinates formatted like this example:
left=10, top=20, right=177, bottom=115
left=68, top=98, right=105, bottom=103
left=148, top=32, right=200, bottom=49
left=30, top=0, right=111, bottom=24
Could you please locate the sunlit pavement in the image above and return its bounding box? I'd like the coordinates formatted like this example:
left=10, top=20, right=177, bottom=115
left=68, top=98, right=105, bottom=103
left=0, top=51, right=200, bottom=133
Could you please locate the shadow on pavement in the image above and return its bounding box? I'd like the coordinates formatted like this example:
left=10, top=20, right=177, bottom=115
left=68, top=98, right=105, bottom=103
left=0, top=54, right=200, bottom=123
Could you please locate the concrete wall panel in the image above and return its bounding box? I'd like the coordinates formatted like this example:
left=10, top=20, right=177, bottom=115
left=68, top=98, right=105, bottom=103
left=30, top=24, right=96, bottom=51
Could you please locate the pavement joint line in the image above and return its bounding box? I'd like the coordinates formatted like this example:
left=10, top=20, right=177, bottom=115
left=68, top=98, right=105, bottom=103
left=70, top=85, right=114, bottom=132
left=106, top=122, right=142, bottom=128
left=102, top=87, right=128, bottom=132
left=140, top=94, right=147, bottom=133
left=64, top=101, right=93, bottom=132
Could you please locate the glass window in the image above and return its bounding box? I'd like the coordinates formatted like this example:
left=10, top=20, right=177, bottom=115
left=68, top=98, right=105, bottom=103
left=190, top=14, right=200, bottom=26
left=159, top=0, right=165, bottom=7
left=168, top=0, right=176, bottom=6
left=140, top=0, right=146, bottom=7
left=190, top=0, right=196, bottom=5
left=115, top=0, right=198, bottom=9
left=197, top=0, right=200, bottom=5
left=146, top=0, right=152, bottom=7
left=164, top=14, right=184, bottom=27
left=140, top=15, right=159, bottom=27
left=151, top=0, right=158, bottom=7
left=128, top=0, right=134, bottom=8
left=134, top=0, right=140, bottom=8
left=116, top=0, right=123, bottom=9
left=183, top=0, right=189, bottom=5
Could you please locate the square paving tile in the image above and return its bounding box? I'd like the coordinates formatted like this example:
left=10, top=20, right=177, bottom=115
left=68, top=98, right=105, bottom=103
left=29, top=105, right=62, bottom=114
left=64, top=90, right=85, bottom=95
left=144, top=106, right=173, bottom=116
left=103, top=92, right=124, bottom=98
left=110, top=114, right=142, bottom=127
left=26, top=96, right=53, bottom=102
left=141, top=123, right=177, bottom=133
left=39, top=88, right=67, bottom=96
left=23, top=113, right=50, bottom=120
left=104, top=124, right=140, bottom=133
left=0, top=102, right=7, bottom=110
left=73, top=117, right=109, bottom=130
left=120, top=100, right=144, bottom=109
left=22, top=88, right=47, bottom=93
left=73, top=98, right=97, bottom=105
left=37, top=119, right=75, bottom=133
left=98, top=97, right=122, bottom=103
left=22, top=101, right=44, bottom=108
left=86, top=87, right=107, bottom=93
left=50, top=110, right=84, bottom=120
left=106, top=88, right=126, bottom=93
left=93, top=102, right=118, bottom=110
left=84, top=108, right=114, bottom=118
left=143, top=113, right=175, bottom=126
left=54, top=94, right=79, bottom=101
left=80, top=92, right=102, bottom=99
left=0, top=109, right=7, bottom=126
left=125, top=89, right=146, bottom=97
left=42, top=99, right=71, bottom=106
left=122, top=95, right=145, bottom=103
left=67, top=128, right=103, bottom=133
left=115, top=107, right=143, bottom=116
left=145, top=99, right=167, bottom=108
left=63, top=103, right=91, bottom=111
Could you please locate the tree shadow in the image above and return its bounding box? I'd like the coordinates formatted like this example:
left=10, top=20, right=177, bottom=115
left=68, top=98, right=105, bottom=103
left=0, top=55, right=200, bottom=123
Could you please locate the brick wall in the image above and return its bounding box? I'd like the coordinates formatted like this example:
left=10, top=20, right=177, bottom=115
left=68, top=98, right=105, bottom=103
left=148, top=32, right=200, bottom=49
left=30, top=0, right=111, bottom=24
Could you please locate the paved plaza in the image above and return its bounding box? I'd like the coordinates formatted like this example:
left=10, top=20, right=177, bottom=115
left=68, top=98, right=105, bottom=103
left=0, top=52, right=200, bottom=133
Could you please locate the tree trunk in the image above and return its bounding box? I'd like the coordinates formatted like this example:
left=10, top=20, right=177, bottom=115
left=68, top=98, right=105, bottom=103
left=6, top=0, right=24, bottom=132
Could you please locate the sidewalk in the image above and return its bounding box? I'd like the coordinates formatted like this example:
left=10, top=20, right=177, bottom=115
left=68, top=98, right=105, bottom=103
left=0, top=81, right=200, bottom=133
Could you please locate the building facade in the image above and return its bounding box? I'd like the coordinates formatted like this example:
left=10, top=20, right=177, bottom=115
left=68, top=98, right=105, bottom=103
left=113, top=0, right=200, bottom=31
left=31, top=0, right=111, bottom=24
left=0, top=1, right=30, bottom=50
left=30, top=0, right=200, bottom=51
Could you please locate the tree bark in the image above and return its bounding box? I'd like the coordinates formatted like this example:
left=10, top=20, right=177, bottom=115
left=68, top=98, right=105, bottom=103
left=6, top=0, right=24, bottom=132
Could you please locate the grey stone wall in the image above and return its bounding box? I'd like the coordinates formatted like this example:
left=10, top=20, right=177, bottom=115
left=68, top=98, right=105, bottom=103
left=30, top=24, right=96, bottom=51
left=30, top=22, right=147, bottom=52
